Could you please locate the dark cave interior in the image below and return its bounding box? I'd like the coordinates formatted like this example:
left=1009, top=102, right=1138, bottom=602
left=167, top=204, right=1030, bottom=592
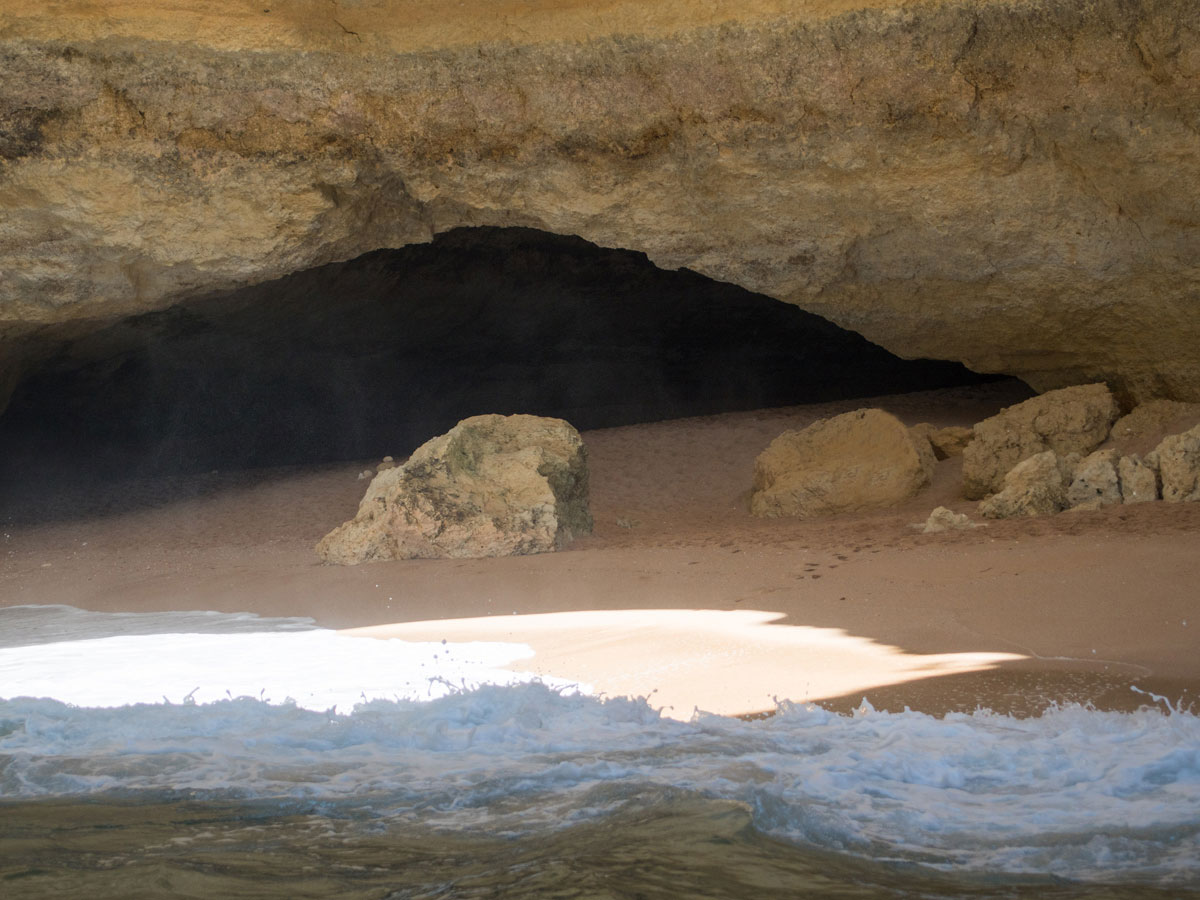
left=0, top=227, right=999, bottom=496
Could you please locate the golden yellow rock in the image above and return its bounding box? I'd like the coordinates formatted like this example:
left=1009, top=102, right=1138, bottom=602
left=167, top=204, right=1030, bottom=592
left=962, top=383, right=1119, bottom=500
left=316, top=414, right=592, bottom=563
left=910, top=423, right=973, bottom=460
left=751, top=408, right=936, bottom=518
left=2, top=0, right=1199, bottom=406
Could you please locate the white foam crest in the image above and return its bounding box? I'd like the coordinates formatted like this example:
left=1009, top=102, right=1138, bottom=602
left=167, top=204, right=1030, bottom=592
left=1, top=686, right=1197, bottom=883
left=0, top=629, right=583, bottom=710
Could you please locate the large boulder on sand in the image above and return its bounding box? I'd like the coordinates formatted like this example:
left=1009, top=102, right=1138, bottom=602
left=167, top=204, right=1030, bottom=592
left=978, top=450, right=1074, bottom=519
left=962, top=384, right=1119, bottom=500
left=751, top=409, right=935, bottom=519
left=1152, top=423, right=1200, bottom=503
left=316, top=415, right=592, bottom=564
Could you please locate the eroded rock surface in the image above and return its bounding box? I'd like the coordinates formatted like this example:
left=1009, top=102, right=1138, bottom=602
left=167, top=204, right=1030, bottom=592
left=1110, top=400, right=1200, bottom=456
left=751, top=408, right=935, bottom=518
left=978, top=450, right=1072, bottom=519
left=1153, top=424, right=1200, bottom=503
left=316, top=414, right=592, bottom=564
left=921, top=506, right=978, bottom=533
left=973, top=415, right=1200, bottom=516
left=962, top=384, right=1119, bottom=500
left=910, top=423, right=973, bottom=461
left=1118, top=455, right=1160, bottom=505
left=2, top=0, right=1200, bottom=411
left=1066, top=449, right=1122, bottom=511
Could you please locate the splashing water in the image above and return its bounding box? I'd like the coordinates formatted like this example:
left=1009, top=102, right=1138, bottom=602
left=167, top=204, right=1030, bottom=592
left=1, top=605, right=1198, bottom=896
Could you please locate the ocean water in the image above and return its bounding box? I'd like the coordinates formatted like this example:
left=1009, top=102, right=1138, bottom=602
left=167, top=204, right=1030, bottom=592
left=2, top=606, right=1198, bottom=898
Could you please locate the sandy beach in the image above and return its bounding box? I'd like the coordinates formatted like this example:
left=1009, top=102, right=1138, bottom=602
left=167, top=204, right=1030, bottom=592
left=3, top=380, right=1198, bottom=719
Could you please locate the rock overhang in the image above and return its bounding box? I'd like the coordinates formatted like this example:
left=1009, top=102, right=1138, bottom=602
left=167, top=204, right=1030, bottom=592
left=0, top=227, right=995, bottom=483
left=2, top=0, right=1198, bottom=410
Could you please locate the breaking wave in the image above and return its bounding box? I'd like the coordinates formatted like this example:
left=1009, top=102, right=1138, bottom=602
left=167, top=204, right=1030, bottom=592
left=1, top=605, right=1198, bottom=888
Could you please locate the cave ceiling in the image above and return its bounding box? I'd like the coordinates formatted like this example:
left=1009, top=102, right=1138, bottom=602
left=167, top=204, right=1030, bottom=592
left=1, top=0, right=1198, bottom=408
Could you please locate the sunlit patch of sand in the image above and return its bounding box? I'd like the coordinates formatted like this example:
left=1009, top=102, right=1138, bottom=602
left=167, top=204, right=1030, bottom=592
left=343, top=608, right=1025, bottom=718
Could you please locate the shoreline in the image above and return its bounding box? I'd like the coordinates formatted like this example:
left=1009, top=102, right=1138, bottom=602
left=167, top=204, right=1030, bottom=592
left=3, top=382, right=1198, bottom=718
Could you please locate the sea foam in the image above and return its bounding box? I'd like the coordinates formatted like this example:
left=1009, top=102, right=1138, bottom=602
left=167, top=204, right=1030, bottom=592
left=1, top=606, right=1198, bottom=884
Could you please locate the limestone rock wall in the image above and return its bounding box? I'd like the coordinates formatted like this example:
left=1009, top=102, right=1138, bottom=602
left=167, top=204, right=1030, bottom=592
left=2, top=0, right=1199, bottom=408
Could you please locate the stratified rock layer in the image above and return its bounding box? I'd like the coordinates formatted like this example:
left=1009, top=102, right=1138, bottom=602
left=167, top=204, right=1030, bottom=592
left=316, top=414, right=592, bottom=564
left=2, top=0, right=1200, bottom=409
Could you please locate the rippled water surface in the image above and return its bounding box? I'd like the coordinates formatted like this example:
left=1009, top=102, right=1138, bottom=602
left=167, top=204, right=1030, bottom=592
left=6, top=792, right=1196, bottom=899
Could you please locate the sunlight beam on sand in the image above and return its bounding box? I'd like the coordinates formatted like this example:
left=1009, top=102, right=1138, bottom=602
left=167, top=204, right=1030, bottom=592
left=342, top=609, right=1027, bottom=718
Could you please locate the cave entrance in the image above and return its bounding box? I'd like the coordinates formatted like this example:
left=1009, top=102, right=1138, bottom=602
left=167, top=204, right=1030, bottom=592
left=0, top=227, right=997, bottom=515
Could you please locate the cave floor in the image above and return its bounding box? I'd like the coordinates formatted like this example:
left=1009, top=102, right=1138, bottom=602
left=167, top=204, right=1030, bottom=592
left=3, top=382, right=1198, bottom=718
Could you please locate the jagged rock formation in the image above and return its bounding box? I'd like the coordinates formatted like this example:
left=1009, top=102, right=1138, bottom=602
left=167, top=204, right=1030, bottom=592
left=974, top=412, right=1200, bottom=517
left=1153, top=424, right=1200, bottom=503
left=316, top=414, right=592, bottom=564
left=751, top=408, right=935, bottom=518
left=962, top=384, right=1119, bottom=500
left=2, top=0, right=1200, bottom=413
left=978, top=450, right=1074, bottom=519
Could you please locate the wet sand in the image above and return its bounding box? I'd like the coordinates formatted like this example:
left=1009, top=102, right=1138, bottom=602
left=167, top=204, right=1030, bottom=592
left=3, top=381, right=1198, bottom=717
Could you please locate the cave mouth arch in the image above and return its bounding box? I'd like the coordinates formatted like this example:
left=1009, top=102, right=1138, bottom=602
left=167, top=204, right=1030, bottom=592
left=0, top=226, right=999, bottom=514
